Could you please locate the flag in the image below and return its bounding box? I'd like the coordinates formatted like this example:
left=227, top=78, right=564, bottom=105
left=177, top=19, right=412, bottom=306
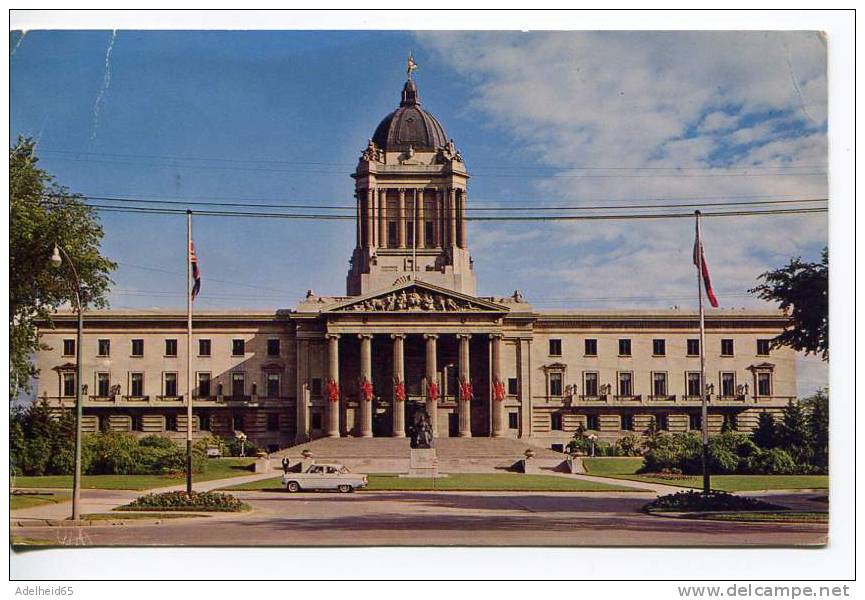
left=190, top=241, right=201, bottom=300
left=693, top=221, right=719, bottom=308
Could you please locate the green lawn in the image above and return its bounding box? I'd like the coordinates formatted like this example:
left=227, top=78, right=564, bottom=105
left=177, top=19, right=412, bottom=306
left=10, top=458, right=256, bottom=491
left=222, top=472, right=643, bottom=492
left=10, top=491, right=70, bottom=510
left=582, top=457, right=829, bottom=492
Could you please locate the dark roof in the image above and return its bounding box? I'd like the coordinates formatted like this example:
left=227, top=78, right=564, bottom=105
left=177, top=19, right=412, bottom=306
left=371, top=79, right=449, bottom=151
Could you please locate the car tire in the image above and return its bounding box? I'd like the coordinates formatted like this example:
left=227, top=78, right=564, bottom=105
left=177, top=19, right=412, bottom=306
left=286, top=481, right=300, bottom=493
left=337, top=484, right=352, bottom=494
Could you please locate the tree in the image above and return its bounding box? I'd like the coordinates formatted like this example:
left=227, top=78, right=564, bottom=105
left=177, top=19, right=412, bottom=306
left=10, top=137, right=116, bottom=396
left=777, top=399, right=813, bottom=467
left=752, top=411, right=779, bottom=449
left=805, top=388, right=829, bottom=471
left=750, top=248, right=828, bottom=359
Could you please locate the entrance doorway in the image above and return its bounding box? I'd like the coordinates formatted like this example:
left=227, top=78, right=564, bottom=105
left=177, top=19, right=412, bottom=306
left=448, top=413, right=459, bottom=437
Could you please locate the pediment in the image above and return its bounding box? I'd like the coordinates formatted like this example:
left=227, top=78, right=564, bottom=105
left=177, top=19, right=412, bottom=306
left=748, top=362, right=776, bottom=371
left=327, top=280, right=509, bottom=314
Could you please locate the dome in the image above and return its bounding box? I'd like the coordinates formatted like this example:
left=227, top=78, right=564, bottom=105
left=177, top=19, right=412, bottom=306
left=371, top=79, right=449, bottom=151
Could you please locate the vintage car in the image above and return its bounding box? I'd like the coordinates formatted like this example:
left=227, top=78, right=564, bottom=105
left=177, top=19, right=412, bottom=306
left=282, top=463, right=369, bottom=493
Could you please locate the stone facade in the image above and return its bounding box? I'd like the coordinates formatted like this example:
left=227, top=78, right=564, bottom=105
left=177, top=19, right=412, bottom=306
left=33, top=77, right=797, bottom=452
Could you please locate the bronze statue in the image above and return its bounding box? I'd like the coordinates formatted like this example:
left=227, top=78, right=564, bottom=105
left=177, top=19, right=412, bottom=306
left=409, top=410, right=433, bottom=449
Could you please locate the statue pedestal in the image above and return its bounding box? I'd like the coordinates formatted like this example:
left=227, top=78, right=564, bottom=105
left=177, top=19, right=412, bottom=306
left=401, top=448, right=445, bottom=478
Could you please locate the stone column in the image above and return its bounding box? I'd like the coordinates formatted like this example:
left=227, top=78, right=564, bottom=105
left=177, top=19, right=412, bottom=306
left=398, top=188, right=407, bottom=249
left=517, top=338, right=531, bottom=439
left=378, top=188, right=388, bottom=248
left=490, top=334, right=504, bottom=437
left=458, top=188, right=468, bottom=248
left=416, top=189, right=425, bottom=249
left=359, top=333, right=373, bottom=438
left=355, top=191, right=362, bottom=248
left=391, top=333, right=406, bottom=437
left=295, top=339, right=309, bottom=444
left=457, top=333, right=472, bottom=437
left=366, top=187, right=375, bottom=248
left=439, top=187, right=448, bottom=247
left=424, top=334, right=439, bottom=438
left=449, top=187, right=458, bottom=249
left=326, top=334, right=340, bottom=438
left=433, top=188, right=441, bottom=247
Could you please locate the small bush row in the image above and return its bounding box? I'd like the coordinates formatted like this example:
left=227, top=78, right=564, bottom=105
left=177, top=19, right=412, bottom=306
left=643, top=490, right=787, bottom=513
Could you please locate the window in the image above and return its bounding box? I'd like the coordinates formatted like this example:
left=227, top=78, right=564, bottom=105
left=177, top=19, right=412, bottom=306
left=198, top=339, right=211, bottom=357
left=232, top=414, right=244, bottom=431
left=165, top=339, right=178, bottom=357
left=62, top=372, right=76, bottom=397
left=549, top=339, right=562, bottom=356
left=584, top=338, right=598, bottom=356
left=656, top=413, right=669, bottom=431
left=164, top=372, right=178, bottom=397
left=388, top=222, right=398, bottom=247
left=551, top=443, right=564, bottom=453
left=311, top=378, right=322, bottom=396
left=689, top=413, right=702, bottom=431
left=652, top=339, right=666, bottom=356
left=551, top=413, right=563, bottom=431
left=130, top=372, right=144, bottom=397
left=721, top=372, right=736, bottom=397
left=652, top=372, right=668, bottom=396
left=266, top=373, right=280, bottom=398
left=232, top=339, right=245, bottom=356
left=267, top=413, right=280, bottom=431
left=687, top=372, right=702, bottom=397
left=231, top=373, right=245, bottom=398
left=622, top=414, right=635, bottom=431
left=197, top=373, right=211, bottom=398
left=508, top=412, right=519, bottom=429
left=63, top=339, right=75, bottom=356
left=757, top=373, right=772, bottom=396
left=199, top=412, right=211, bottom=431
left=131, top=414, right=144, bottom=432
left=618, top=339, right=631, bottom=356
left=97, top=339, right=111, bottom=357
left=618, top=372, right=633, bottom=397
left=406, top=221, right=415, bottom=247
left=97, top=372, right=110, bottom=397
left=757, top=339, right=771, bottom=356
left=131, top=339, right=144, bottom=357
left=165, top=414, right=177, bottom=432
left=687, top=338, right=700, bottom=356
left=549, top=372, right=563, bottom=396
left=721, top=338, right=734, bottom=356
left=507, top=377, right=518, bottom=395
left=311, top=412, right=323, bottom=430
left=586, top=414, right=599, bottom=430
left=425, top=221, right=434, bottom=246
left=583, top=372, right=599, bottom=397
left=267, top=338, right=281, bottom=357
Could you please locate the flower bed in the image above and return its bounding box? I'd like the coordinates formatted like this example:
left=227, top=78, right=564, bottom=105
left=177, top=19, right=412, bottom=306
left=642, top=490, right=787, bottom=513
left=116, top=491, right=249, bottom=512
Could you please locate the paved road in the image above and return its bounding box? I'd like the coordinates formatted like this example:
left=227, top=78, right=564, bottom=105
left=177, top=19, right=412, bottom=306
left=11, top=489, right=827, bottom=547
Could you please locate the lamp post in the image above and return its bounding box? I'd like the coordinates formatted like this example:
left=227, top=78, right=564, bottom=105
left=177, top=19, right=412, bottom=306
left=50, top=244, right=84, bottom=522
left=588, top=433, right=598, bottom=458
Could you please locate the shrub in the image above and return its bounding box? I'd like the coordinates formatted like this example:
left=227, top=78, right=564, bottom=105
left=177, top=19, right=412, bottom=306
left=640, top=432, right=701, bottom=473
left=747, top=448, right=798, bottom=475
left=643, top=490, right=787, bottom=513
left=86, top=432, right=140, bottom=475
left=139, top=435, right=177, bottom=450
left=615, top=434, right=643, bottom=457
left=223, top=436, right=261, bottom=457
left=119, top=491, right=248, bottom=512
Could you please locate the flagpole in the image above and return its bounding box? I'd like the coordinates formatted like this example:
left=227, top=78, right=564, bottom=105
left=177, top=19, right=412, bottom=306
left=186, top=209, right=194, bottom=495
left=695, top=210, right=710, bottom=495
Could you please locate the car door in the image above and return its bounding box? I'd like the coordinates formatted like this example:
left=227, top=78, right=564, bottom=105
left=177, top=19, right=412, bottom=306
left=323, top=465, right=341, bottom=490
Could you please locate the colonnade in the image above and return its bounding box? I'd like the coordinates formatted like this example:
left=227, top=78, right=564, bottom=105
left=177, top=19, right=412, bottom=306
left=299, top=332, right=504, bottom=441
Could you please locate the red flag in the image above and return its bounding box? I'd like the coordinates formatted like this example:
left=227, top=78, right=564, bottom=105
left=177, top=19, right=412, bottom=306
left=693, top=222, right=719, bottom=308
left=189, top=241, right=201, bottom=300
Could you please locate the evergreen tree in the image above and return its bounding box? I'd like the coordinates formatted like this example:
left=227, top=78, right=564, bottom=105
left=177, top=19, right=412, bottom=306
left=777, top=399, right=813, bottom=467
left=752, top=411, right=779, bottom=449
left=805, top=389, right=829, bottom=471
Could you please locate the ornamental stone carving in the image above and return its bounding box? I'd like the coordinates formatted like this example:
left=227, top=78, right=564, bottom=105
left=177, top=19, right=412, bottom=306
left=339, top=287, right=486, bottom=312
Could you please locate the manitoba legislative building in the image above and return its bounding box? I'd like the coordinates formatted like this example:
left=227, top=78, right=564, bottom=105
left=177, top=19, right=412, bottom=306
left=36, top=77, right=797, bottom=453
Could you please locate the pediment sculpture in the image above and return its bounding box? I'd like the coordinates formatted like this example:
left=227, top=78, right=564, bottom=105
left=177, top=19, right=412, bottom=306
left=341, top=287, right=485, bottom=312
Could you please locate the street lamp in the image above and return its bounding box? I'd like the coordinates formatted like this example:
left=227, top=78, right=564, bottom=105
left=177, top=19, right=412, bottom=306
left=50, top=244, right=84, bottom=522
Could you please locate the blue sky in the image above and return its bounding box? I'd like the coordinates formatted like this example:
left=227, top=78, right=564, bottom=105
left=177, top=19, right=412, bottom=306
left=10, top=30, right=828, bottom=393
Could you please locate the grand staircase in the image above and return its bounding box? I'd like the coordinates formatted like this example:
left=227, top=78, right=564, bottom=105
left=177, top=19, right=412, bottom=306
left=274, top=437, right=565, bottom=474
